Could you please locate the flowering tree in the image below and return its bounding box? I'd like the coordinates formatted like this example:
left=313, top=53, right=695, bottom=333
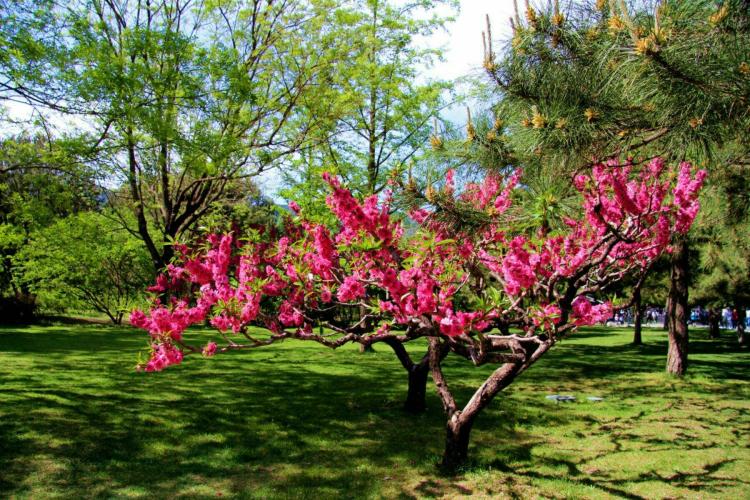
left=132, top=158, right=704, bottom=471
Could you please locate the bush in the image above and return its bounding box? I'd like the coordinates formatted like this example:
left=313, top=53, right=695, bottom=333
left=16, top=212, right=153, bottom=323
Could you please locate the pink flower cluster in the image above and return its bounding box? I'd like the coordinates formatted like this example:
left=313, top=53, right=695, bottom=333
left=571, top=296, right=613, bottom=326
left=140, top=342, right=184, bottom=372
left=132, top=159, right=705, bottom=370
left=460, top=169, right=521, bottom=213
left=673, top=162, right=707, bottom=233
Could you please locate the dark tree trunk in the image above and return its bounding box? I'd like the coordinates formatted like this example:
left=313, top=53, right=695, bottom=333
left=663, top=295, right=671, bottom=331
left=633, top=287, right=643, bottom=346
left=440, top=416, right=475, bottom=473
left=708, top=307, right=720, bottom=339
left=127, top=131, right=163, bottom=271
left=359, top=343, right=375, bottom=354
left=666, top=238, right=689, bottom=376
left=404, top=362, right=429, bottom=413
left=383, top=339, right=434, bottom=414
left=735, top=303, right=748, bottom=347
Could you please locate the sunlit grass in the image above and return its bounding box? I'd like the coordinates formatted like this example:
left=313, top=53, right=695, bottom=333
left=1, top=322, right=748, bottom=498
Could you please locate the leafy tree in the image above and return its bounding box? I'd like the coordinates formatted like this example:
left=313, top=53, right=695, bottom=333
left=17, top=211, right=153, bottom=323
left=0, top=135, right=97, bottom=319
left=280, top=0, right=457, bottom=217
left=2, top=0, right=351, bottom=271
left=194, top=177, right=284, bottom=236
left=0, top=0, right=65, bottom=109
left=692, top=179, right=750, bottom=345
left=477, top=0, right=750, bottom=375
left=131, top=159, right=704, bottom=471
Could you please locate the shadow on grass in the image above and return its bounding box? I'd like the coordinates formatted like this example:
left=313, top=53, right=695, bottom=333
left=0, top=324, right=747, bottom=498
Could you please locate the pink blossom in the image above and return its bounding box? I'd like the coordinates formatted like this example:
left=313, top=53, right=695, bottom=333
left=493, top=169, right=520, bottom=213
left=143, top=342, right=183, bottom=372
left=416, top=278, right=437, bottom=314
left=132, top=159, right=705, bottom=371
left=278, top=301, right=303, bottom=326
left=240, top=295, right=261, bottom=322
left=409, top=208, right=430, bottom=224
left=337, top=275, right=366, bottom=302
left=501, top=237, right=537, bottom=296
left=571, top=296, right=612, bottom=326
left=130, top=309, right=148, bottom=329
left=439, top=310, right=464, bottom=336
left=532, top=304, right=561, bottom=330
left=203, top=341, right=217, bottom=357
left=445, top=169, right=455, bottom=193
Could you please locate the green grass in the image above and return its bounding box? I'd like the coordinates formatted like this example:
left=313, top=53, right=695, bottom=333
left=0, top=322, right=748, bottom=499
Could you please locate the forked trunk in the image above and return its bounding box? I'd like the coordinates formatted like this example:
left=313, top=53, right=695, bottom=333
left=383, top=339, right=434, bottom=414
left=666, top=238, right=689, bottom=376
left=427, top=338, right=546, bottom=473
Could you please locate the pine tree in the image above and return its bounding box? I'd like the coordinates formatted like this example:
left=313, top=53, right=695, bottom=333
left=476, top=0, right=750, bottom=375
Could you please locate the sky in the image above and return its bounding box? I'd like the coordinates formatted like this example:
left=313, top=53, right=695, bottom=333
left=424, top=0, right=515, bottom=81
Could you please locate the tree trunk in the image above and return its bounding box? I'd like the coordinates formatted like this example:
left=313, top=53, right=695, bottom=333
left=404, top=362, right=429, bottom=413
left=666, top=238, right=689, bottom=376
left=663, top=295, right=671, bottom=331
left=708, top=307, right=720, bottom=339
left=359, top=343, right=375, bottom=354
left=440, top=416, right=475, bottom=473
left=383, top=339, right=433, bottom=413
left=127, top=129, right=163, bottom=271
left=736, top=304, right=748, bottom=347
left=633, top=287, right=643, bottom=345
left=357, top=303, right=375, bottom=353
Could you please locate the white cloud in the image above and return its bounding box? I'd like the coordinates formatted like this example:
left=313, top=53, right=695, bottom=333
left=423, top=0, right=515, bottom=81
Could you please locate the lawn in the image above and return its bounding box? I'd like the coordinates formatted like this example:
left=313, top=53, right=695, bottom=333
left=0, top=322, right=748, bottom=499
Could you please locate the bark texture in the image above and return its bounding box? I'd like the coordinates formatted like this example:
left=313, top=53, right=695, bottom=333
left=428, top=337, right=551, bottom=473
left=358, top=343, right=375, bottom=354
left=666, top=238, right=689, bottom=376
left=383, top=338, right=432, bottom=413
left=441, top=416, right=475, bottom=473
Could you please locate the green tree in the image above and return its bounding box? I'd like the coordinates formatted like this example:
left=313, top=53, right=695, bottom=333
left=692, top=178, right=750, bottom=345
left=2, top=0, right=349, bottom=271
left=478, top=0, right=750, bottom=375
left=17, top=211, right=153, bottom=323
left=280, top=0, right=457, bottom=218
left=0, top=0, right=65, bottom=110
left=0, top=135, right=97, bottom=319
